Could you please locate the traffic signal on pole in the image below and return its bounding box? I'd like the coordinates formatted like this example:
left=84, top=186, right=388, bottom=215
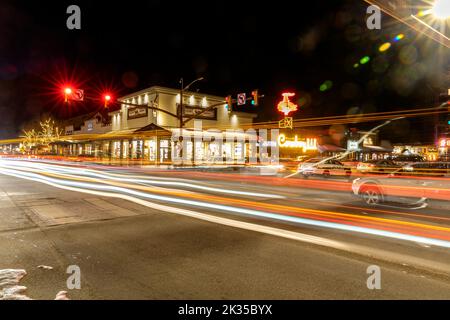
left=64, top=88, right=72, bottom=103
left=251, top=89, right=259, bottom=106
left=225, top=95, right=233, bottom=113
left=104, top=94, right=111, bottom=108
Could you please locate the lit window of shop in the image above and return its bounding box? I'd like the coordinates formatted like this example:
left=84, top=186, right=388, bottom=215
left=160, top=139, right=170, bottom=163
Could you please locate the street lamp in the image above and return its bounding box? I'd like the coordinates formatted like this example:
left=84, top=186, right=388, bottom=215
left=432, top=0, right=450, bottom=20
left=178, top=77, right=204, bottom=164
left=179, top=76, right=205, bottom=127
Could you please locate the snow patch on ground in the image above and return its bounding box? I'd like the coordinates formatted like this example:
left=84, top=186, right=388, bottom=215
left=54, top=291, right=69, bottom=300
left=0, top=269, right=31, bottom=300
left=37, top=265, right=54, bottom=270
left=0, top=269, right=70, bottom=300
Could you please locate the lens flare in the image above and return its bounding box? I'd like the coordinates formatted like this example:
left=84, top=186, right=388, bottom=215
left=360, top=56, right=370, bottom=65
left=393, top=34, right=405, bottom=42
left=378, top=42, right=391, bottom=52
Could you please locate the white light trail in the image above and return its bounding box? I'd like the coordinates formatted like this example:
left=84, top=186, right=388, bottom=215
left=0, top=160, right=284, bottom=199
left=1, top=163, right=450, bottom=249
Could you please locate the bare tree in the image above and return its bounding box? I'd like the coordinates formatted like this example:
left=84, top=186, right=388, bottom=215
left=38, top=118, right=62, bottom=146
left=21, top=118, right=62, bottom=152
left=21, top=129, right=38, bottom=151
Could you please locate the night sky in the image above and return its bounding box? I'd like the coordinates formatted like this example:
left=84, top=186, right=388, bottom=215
left=0, top=0, right=449, bottom=142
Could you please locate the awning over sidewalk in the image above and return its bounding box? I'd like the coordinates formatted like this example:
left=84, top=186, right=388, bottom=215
left=317, top=144, right=346, bottom=153
left=361, top=145, right=393, bottom=153
left=169, top=128, right=258, bottom=140
left=134, top=123, right=171, bottom=133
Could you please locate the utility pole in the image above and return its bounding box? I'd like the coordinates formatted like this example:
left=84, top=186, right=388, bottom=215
left=178, top=77, right=204, bottom=166
left=179, top=78, right=184, bottom=162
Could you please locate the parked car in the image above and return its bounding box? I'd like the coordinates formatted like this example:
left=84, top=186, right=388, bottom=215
left=298, top=157, right=352, bottom=178
left=390, top=154, right=425, bottom=165
left=352, top=162, right=450, bottom=207
left=402, top=161, right=450, bottom=177
left=356, top=159, right=400, bottom=174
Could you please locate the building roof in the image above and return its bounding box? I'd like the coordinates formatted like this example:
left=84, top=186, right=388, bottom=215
left=119, top=86, right=225, bottom=102
left=317, top=144, right=347, bottom=152
left=62, top=111, right=111, bottom=130
left=134, top=123, right=170, bottom=133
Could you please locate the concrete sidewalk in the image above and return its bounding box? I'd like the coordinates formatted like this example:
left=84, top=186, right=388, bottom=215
left=0, top=175, right=155, bottom=232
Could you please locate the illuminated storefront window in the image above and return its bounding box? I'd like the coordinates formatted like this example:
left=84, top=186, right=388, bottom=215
left=150, top=140, right=156, bottom=161
left=160, top=139, right=170, bottom=163
left=123, top=141, right=129, bottom=158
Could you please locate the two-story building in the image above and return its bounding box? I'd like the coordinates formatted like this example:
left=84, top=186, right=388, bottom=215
left=60, top=86, right=257, bottom=164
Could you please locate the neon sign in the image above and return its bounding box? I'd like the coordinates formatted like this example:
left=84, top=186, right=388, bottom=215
left=278, top=134, right=317, bottom=152
left=439, top=138, right=450, bottom=148
left=277, top=92, right=298, bottom=116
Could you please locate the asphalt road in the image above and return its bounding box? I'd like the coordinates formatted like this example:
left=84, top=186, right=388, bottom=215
left=1, top=159, right=450, bottom=299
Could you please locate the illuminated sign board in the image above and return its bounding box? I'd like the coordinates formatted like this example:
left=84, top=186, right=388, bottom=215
left=277, top=134, right=317, bottom=152
left=347, top=140, right=360, bottom=151
left=439, top=138, right=450, bottom=148
left=182, top=106, right=217, bottom=120
left=277, top=93, right=298, bottom=116
left=128, top=106, right=148, bottom=120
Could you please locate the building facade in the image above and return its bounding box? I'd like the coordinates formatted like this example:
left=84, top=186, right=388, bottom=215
left=56, top=86, right=259, bottom=165
left=393, top=143, right=439, bottom=161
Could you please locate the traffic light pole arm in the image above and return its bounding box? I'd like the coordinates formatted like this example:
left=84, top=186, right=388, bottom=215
left=182, top=94, right=263, bottom=126
left=112, top=100, right=179, bottom=119
left=181, top=101, right=226, bottom=126
left=83, top=95, right=225, bottom=122
left=81, top=95, right=180, bottom=119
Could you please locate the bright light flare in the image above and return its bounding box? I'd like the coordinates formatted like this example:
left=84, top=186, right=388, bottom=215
left=432, top=0, right=450, bottom=20
left=63, top=87, right=73, bottom=102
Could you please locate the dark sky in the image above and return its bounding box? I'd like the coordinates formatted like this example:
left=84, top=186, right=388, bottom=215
left=0, top=0, right=449, bottom=142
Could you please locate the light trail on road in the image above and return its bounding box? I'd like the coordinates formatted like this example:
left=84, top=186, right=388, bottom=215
left=1, top=159, right=450, bottom=249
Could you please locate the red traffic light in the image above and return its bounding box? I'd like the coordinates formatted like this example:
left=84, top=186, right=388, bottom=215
left=64, top=87, right=73, bottom=102
left=103, top=94, right=112, bottom=108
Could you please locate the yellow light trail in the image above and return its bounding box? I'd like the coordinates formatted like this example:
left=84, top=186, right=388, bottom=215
left=2, top=159, right=450, bottom=247
left=3, top=161, right=450, bottom=239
